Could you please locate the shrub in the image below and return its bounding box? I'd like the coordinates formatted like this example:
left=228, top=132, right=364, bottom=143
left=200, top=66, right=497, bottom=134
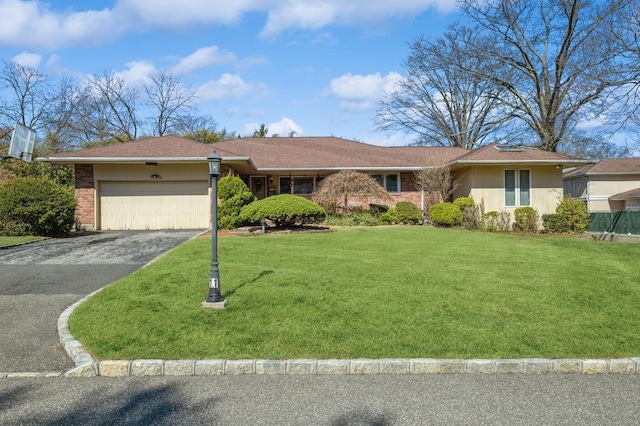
left=429, top=202, right=463, bottom=227
left=218, top=191, right=256, bottom=230
left=0, top=176, right=76, bottom=237
left=393, top=201, right=423, bottom=224
left=216, top=175, right=255, bottom=230
left=379, top=209, right=400, bottom=225
left=241, top=194, right=326, bottom=228
left=555, top=196, right=589, bottom=233
left=497, top=211, right=512, bottom=232
left=325, top=212, right=379, bottom=226
left=368, top=203, right=389, bottom=217
left=542, top=213, right=570, bottom=234
left=453, top=196, right=475, bottom=211
left=513, top=207, right=539, bottom=232
left=483, top=211, right=499, bottom=232
left=463, top=205, right=482, bottom=230
left=218, top=174, right=250, bottom=201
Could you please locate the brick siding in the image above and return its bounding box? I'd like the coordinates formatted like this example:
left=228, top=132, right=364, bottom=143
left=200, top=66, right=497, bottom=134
left=75, top=164, right=95, bottom=230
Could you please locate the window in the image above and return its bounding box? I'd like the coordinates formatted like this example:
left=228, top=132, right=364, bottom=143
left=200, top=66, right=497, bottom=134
left=279, top=176, right=315, bottom=195
left=372, top=173, right=400, bottom=193
left=504, top=169, right=530, bottom=207
left=519, top=169, right=530, bottom=206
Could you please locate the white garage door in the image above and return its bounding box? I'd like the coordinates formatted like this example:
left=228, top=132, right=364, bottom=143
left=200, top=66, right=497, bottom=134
left=100, top=181, right=210, bottom=230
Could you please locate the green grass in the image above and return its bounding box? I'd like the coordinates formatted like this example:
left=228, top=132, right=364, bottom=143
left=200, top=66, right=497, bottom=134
left=69, top=226, right=640, bottom=360
left=0, top=235, right=42, bottom=247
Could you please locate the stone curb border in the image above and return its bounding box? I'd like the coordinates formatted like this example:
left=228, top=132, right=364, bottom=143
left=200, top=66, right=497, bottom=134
left=51, top=290, right=640, bottom=377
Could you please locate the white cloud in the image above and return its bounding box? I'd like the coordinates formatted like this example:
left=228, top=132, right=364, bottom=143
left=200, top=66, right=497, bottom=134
left=170, top=46, right=237, bottom=75
left=0, top=0, right=123, bottom=48
left=11, top=52, right=42, bottom=68
left=326, top=72, right=402, bottom=110
left=196, top=73, right=253, bottom=102
left=241, top=117, right=304, bottom=136
left=115, top=0, right=258, bottom=28
left=0, top=0, right=457, bottom=49
left=114, top=61, right=157, bottom=86
left=260, top=0, right=458, bottom=37
left=268, top=117, right=305, bottom=136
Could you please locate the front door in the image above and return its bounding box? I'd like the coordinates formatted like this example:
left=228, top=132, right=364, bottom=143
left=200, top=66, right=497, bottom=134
left=250, top=176, right=267, bottom=199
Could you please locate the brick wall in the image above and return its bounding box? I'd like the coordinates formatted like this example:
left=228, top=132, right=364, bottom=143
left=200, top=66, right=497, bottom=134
left=75, top=164, right=95, bottom=230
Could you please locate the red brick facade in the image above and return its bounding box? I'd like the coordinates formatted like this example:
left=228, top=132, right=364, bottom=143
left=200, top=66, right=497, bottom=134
left=75, top=164, right=95, bottom=230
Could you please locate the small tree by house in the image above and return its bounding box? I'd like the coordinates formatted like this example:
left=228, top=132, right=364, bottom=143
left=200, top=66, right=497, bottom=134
left=413, top=163, right=459, bottom=205
left=312, top=170, right=392, bottom=215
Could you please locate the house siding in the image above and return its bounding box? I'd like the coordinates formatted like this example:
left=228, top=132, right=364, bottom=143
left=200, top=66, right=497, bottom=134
left=588, top=176, right=640, bottom=212
left=454, top=165, right=563, bottom=217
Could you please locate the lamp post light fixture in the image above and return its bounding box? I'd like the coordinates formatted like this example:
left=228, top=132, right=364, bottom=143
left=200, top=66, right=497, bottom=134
left=202, top=151, right=227, bottom=309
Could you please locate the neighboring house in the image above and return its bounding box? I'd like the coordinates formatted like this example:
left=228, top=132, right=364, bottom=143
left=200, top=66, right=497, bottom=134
left=563, top=158, right=640, bottom=212
left=39, top=136, right=589, bottom=231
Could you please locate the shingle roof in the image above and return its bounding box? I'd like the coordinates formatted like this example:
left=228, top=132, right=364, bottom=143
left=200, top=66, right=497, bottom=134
left=42, top=136, right=589, bottom=170
left=451, top=143, right=584, bottom=165
left=47, top=135, right=214, bottom=159
left=564, top=158, right=640, bottom=177
left=610, top=187, right=640, bottom=200
left=212, top=137, right=467, bottom=169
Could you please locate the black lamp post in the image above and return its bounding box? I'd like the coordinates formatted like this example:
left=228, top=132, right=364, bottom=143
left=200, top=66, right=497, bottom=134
left=203, top=151, right=226, bottom=308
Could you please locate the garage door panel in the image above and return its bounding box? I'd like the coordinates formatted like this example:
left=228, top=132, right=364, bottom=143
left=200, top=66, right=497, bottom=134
left=100, top=181, right=209, bottom=230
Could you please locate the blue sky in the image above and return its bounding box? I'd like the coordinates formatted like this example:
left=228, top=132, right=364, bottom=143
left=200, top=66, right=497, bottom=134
left=0, top=0, right=461, bottom=146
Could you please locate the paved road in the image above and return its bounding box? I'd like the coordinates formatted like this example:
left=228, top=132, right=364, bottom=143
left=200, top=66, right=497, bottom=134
left=0, top=230, right=203, bottom=373
left=1, top=374, right=640, bottom=425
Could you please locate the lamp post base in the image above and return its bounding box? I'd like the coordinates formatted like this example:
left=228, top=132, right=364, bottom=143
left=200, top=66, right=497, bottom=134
left=201, top=299, right=227, bottom=309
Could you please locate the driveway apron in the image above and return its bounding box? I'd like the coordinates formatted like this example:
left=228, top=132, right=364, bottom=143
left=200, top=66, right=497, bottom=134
left=0, top=230, right=202, bottom=373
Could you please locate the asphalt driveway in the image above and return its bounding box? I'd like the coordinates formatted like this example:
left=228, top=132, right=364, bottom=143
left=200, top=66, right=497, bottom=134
left=0, top=230, right=203, bottom=373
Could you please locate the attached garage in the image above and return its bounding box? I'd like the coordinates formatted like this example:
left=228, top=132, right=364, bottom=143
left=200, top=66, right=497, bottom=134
left=99, top=180, right=210, bottom=230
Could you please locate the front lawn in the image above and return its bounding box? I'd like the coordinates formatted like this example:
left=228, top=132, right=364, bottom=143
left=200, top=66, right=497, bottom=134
left=0, top=236, right=42, bottom=247
left=70, top=226, right=640, bottom=360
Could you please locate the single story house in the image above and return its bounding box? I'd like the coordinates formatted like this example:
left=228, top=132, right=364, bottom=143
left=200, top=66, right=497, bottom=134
left=563, top=158, right=640, bottom=212
left=39, top=136, right=590, bottom=231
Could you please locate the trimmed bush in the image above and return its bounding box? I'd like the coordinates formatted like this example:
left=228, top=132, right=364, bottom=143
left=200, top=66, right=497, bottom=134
left=0, top=177, right=76, bottom=237
left=217, top=174, right=255, bottom=230
left=379, top=209, right=400, bottom=225
left=218, top=191, right=256, bottom=230
left=393, top=201, right=423, bottom=224
left=429, top=202, right=463, bottom=227
left=218, top=174, right=250, bottom=201
left=453, top=196, right=475, bottom=211
left=555, top=196, right=589, bottom=233
left=542, top=213, right=570, bottom=234
left=241, top=194, right=326, bottom=228
left=514, top=206, right=539, bottom=232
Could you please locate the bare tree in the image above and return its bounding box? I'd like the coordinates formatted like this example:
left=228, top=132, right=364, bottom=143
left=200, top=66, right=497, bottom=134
left=459, top=0, right=637, bottom=152
left=378, top=26, right=511, bottom=149
left=413, top=162, right=459, bottom=205
left=0, top=60, right=52, bottom=133
left=557, top=132, right=630, bottom=160
left=81, top=71, right=139, bottom=143
left=312, top=170, right=392, bottom=215
left=143, top=70, right=196, bottom=136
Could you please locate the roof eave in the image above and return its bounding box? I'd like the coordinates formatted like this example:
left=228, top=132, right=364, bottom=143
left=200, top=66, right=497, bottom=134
left=256, top=166, right=426, bottom=172
left=450, top=159, right=593, bottom=166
